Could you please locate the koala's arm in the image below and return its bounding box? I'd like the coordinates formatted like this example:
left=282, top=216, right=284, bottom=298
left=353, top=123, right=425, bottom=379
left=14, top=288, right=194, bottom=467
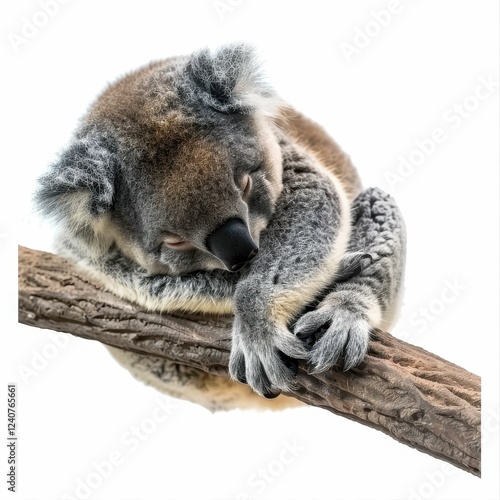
left=294, top=187, right=406, bottom=372
left=229, top=137, right=353, bottom=396
left=74, top=247, right=240, bottom=315
left=229, top=133, right=407, bottom=396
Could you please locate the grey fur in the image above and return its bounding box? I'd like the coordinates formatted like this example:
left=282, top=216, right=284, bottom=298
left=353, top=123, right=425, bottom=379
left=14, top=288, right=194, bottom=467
left=229, top=135, right=344, bottom=395
left=294, top=188, right=406, bottom=372
left=185, top=44, right=277, bottom=114
left=35, top=43, right=407, bottom=405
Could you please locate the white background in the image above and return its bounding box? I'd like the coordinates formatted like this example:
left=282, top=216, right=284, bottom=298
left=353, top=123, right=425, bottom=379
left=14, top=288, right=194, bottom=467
left=1, top=1, right=499, bottom=499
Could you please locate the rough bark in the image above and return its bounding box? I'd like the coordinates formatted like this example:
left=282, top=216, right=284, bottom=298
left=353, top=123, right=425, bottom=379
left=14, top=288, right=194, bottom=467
left=18, top=246, right=481, bottom=476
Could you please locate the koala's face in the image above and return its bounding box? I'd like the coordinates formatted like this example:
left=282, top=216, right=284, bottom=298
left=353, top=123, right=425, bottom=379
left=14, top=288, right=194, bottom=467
left=109, top=109, right=283, bottom=275
left=37, top=44, right=284, bottom=275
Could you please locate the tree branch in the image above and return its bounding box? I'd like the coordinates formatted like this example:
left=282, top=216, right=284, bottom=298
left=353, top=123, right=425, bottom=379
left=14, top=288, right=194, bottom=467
left=18, top=246, right=481, bottom=476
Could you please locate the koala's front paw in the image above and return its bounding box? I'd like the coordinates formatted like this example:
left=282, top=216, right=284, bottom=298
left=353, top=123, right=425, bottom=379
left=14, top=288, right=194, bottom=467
left=293, top=297, right=372, bottom=373
left=229, top=321, right=307, bottom=398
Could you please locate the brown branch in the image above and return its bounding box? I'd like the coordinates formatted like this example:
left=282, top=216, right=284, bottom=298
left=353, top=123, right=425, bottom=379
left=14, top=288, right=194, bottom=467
left=18, top=245, right=481, bottom=476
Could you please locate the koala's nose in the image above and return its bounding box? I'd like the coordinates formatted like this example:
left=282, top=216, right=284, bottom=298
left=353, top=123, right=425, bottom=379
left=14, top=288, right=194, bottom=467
left=206, top=218, right=258, bottom=272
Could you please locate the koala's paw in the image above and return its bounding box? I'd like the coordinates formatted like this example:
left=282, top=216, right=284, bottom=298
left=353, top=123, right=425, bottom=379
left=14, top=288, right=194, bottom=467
left=293, top=302, right=371, bottom=373
left=229, top=324, right=307, bottom=398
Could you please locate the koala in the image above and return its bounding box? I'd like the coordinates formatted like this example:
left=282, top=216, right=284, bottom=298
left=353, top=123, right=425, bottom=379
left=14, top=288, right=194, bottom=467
left=35, top=43, right=406, bottom=411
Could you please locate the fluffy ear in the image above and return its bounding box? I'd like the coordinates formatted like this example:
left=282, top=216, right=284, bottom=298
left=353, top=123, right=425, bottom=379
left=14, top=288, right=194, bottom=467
left=185, top=43, right=279, bottom=115
left=35, top=129, right=117, bottom=249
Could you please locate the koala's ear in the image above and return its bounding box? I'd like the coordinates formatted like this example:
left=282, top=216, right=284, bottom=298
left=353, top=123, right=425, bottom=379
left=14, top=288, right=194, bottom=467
left=35, top=129, right=117, bottom=232
left=185, top=43, right=279, bottom=115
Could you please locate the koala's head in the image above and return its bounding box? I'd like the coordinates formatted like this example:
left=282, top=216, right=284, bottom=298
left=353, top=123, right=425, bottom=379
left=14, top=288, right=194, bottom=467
left=36, top=44, right=284, bottom=275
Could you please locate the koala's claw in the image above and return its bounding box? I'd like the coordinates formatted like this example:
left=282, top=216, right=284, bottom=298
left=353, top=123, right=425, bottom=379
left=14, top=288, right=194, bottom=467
left=278, top=352, right=299, bottom=377
left=229, top=347, right=248, bottom=384
left=263, top=390, right=281, bottom=399
left=229, top=327, right=305, bottom=397
left=229, top=347, right=297, bottom=396
left=294, top=305, right=371, bottom=373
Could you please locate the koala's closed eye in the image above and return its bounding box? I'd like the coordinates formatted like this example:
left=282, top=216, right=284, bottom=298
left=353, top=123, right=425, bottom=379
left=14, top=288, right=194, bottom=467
left=163, top=234, right=195, bottom=251
left=239, top=163, right=264, bottom=201
left=240, top=174, right=252, bottom=202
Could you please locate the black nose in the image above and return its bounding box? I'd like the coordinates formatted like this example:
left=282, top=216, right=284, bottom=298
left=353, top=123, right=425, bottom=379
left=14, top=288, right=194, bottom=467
left=206, top=218, right=258, bottom=272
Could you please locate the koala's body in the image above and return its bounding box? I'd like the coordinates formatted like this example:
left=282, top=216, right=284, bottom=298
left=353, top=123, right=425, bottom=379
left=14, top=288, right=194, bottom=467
left=36, top=44, right=406, bottom=411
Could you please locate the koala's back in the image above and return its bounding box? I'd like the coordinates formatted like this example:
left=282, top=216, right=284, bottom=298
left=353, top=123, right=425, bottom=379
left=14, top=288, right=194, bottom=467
left=275, top=107, right=363, bottom=201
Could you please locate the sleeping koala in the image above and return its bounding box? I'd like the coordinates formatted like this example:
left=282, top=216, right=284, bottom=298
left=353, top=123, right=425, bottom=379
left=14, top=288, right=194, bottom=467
left=36, top=43, right=406, bottom=410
